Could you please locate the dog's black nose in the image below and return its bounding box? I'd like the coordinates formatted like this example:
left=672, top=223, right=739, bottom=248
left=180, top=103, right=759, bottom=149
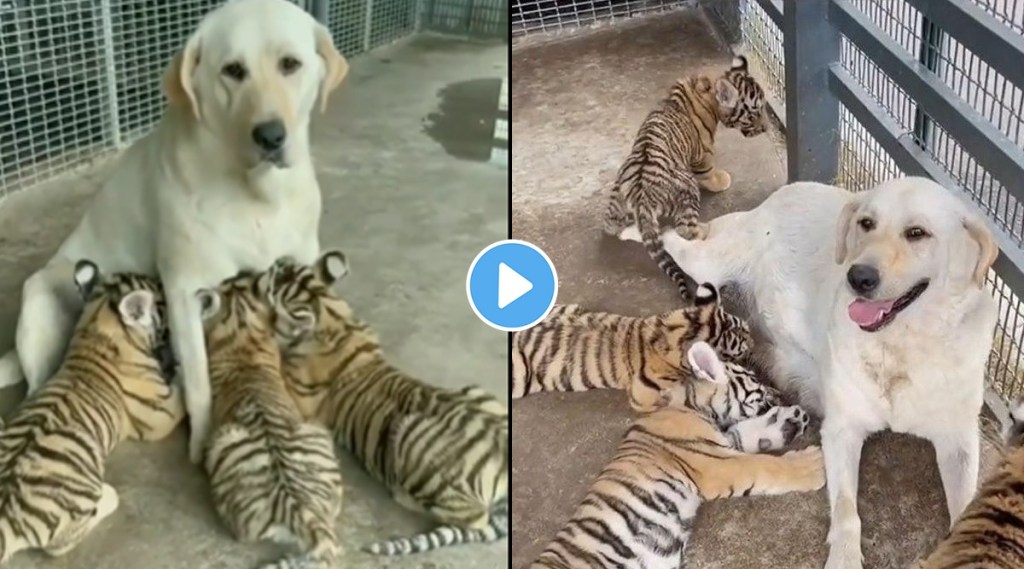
left=252, top=120, right=286, bottom=152
left=847, top=264, right=880, bottom=295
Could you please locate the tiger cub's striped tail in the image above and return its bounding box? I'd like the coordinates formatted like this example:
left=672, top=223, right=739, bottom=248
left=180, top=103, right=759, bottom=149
left=637, top=208, right=699, bottom=301
left=363, top=500, right=508, bottom=556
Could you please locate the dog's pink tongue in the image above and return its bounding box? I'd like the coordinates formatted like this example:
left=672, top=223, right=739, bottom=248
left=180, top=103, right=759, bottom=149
left=848, top=298, right=896, bottom=327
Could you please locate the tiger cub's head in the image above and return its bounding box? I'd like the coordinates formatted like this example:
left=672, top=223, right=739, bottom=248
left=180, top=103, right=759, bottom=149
left=674, top=283, right=753, bottom=364
left=1006, top=395, right=1024, bottom=448
left=260, top=250, right=376, bottom=355
left=72, top=260, right=171, bottom=377
left=195, top=270, right=279, bottom=350
left=714, top=55, right=768, bottom=138
left=659, top=341, right=779, bottom=428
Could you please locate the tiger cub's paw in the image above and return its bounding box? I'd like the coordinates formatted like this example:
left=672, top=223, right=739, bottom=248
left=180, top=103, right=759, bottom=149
left=699, top=168, right=732, bottom=193
left=782, top=446, right=826, bottom=491
left=728, top=405, right=810, bottom=452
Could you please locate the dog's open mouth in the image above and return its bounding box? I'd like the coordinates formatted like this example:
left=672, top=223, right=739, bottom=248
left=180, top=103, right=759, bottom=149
left=848, top=280, right=930, bottom=332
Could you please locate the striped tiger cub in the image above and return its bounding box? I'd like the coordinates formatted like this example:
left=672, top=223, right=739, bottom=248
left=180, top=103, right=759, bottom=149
left=603, top=55, right=768, bottom=299
left=532, top=341, right=824, bottom=569
left=195, top=272, right=344, bottom=569
left=913, top=397, right=1024, bottom=568
left=511, top=282, right=753, bottom=412
left=0, top=260, right=184, bottom=564
left=261, top=251, right=508, bottom=556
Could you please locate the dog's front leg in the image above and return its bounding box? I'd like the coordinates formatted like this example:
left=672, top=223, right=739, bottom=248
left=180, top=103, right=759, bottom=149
left=821, top=415, right=867, bottom=569
left=930, top=425, right=979, bottom=526
left=164, top=281, right=212, bottom=464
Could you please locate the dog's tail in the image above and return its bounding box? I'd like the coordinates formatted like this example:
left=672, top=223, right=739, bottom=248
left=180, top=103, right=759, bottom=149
left=637, top=210, right=698, bottom=301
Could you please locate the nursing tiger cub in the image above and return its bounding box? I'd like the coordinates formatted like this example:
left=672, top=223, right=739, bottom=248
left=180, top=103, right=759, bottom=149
left=531, top=341, right=823, bottom=569
left=0, top=260, right=184, bottom=564
left=196, top=273, right=343, bottom=569
left=913, top=398, right=1024, bottom=568
left=603, top=55, right=768, bottom=299
left=511, top=282, right=752, bottom=412
left=261, top=251, right=508, bottom=556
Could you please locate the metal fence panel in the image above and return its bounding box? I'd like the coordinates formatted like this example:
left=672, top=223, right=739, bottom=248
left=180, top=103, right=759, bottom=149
left=424, top=0, right=508, bottom=38
left=511, top=0, right=694, bottom=37
left=0, top=0, right=422, bottom=197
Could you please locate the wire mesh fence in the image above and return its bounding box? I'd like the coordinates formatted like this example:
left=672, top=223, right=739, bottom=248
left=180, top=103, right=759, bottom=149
left=738, top=0, right=1024, bottom=400
left=0, top=0, right=429, bottom=197
left=511, top=0, right=694, bottom=37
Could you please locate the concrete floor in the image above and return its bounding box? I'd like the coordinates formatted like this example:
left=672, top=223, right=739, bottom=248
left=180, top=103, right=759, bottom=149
left=0, top=35, right=508, bottom=569
left=510, top=10, right=1001, bottom=569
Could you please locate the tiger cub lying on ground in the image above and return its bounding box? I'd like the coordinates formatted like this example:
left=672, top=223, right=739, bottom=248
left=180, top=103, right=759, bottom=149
left=531, top=341, right=823, bottom=569
left=195, top=272, right=344, bottom=569
left=913, top=398, right=1024, bottom=568
left=261, top=251, right=508, bottom=556
left=511, top=282, right=752, bottom=411
left=602, top=55, right=768, bottom=299
left=0, top=261, right=184, bottom=564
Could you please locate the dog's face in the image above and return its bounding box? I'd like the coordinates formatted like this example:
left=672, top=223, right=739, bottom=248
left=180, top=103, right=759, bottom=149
left=835, top=177, right=998, bottom=333
left=163, top=0, right=348, bottom=171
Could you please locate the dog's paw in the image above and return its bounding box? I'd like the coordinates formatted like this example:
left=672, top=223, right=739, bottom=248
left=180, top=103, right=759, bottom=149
left=823, top=537, right=864, bottom=569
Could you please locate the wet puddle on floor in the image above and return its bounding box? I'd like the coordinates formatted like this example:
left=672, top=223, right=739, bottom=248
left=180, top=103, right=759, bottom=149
left=422, top=77, right=506, bottom=163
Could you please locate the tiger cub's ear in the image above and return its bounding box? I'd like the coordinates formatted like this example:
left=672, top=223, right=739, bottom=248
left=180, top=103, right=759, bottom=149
left=687, top=341, right=728, bottom=384
left=73, top=259, right=101, bottom=300
left=730, top=55, right=749, bottom=73
left=1006, top=395, right=1024, bottom=448
left=195, top=288, right=221, bottom=321
left=315, top=250, right=350, bottom=285
left=118, top=290, right=156, bottom=328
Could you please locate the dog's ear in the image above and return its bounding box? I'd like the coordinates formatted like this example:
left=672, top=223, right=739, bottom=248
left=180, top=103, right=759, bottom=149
left=834, top=199, right=860, bottom=265
left=315, top=23, right=349, bottom=114
left=963, top=216, right=998, bottom=288
left=164, top=32, right=202, bottom=120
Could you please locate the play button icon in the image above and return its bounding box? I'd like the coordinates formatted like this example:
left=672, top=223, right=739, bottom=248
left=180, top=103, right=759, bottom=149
left=467, top=239, right=558, bottom=332
left=498, top=263, right=533, bottom=309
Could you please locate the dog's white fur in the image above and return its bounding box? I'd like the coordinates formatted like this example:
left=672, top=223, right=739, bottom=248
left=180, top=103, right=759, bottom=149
left=0, top=0, right=349, bottom=463
left=661, top=177, right=999, bottom=569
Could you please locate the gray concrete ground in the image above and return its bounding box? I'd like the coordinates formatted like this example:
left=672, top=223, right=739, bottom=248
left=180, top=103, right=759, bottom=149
left=0, top=35, right=508, bottom=569
left=511, top=10, right=1001, bottom=569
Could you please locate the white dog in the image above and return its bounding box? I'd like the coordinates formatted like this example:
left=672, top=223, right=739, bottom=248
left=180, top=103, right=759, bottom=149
left=0, top=0, right=348, bottom=463
left=661, top=177, right=999, bottom=569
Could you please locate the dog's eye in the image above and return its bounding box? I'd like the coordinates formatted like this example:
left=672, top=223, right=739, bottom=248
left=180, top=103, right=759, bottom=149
left=279, top=56, right=302, bottom=75
left=857, top=217, right=875, bottom=231
left=222, top=62, right=247, bottom=81
left=904, top=226, right=930, bottom=241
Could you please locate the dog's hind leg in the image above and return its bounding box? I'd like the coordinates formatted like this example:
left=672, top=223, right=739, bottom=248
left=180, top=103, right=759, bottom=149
left=928, top=425, right=980, bottom=527
left=17, top=263, right=80, bottom=394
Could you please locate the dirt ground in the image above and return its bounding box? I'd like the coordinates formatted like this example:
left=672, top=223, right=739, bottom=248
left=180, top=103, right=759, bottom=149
left=510, top=9, right=1000, bottom=569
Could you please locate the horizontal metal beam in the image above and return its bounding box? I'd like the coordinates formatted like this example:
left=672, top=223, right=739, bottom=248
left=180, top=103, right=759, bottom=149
left=752, top=0, right=783, bottom=29
left=904, top=0, right=1024, bottom=92
left=830, top=0, right=1024, bottom=204
left=829, top=64, right=1024, bottom=295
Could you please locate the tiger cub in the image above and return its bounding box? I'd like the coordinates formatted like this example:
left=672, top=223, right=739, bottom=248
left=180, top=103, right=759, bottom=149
left=195, top=273, right=343, bottom=569
left=532, top=341, right=823, bottom=569
left=511, top=282, right=753, bottom=412
left=603, top=55, right=768, bottom=299
left=261, top=251, right=508, bottom=556
left=913, top=397, right=1024, bottom=568
left=0, top=260, right=184, bottom=564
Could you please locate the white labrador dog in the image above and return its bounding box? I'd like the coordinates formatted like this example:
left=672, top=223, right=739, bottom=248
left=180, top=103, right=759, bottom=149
left=661, top=177, right=999, bottom=569
left=0, top=0, right=348, bottom=463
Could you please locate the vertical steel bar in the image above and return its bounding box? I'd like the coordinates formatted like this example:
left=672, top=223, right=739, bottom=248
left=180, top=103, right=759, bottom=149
left=783, top=0, right=841, bottom=182
left=363, top=0, right=374, bottom=51
left=912, top=17, right=945, bottom=150
left=310, top=0, right=329, bottom=23
left=99, top=0, right=122, bottom=149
